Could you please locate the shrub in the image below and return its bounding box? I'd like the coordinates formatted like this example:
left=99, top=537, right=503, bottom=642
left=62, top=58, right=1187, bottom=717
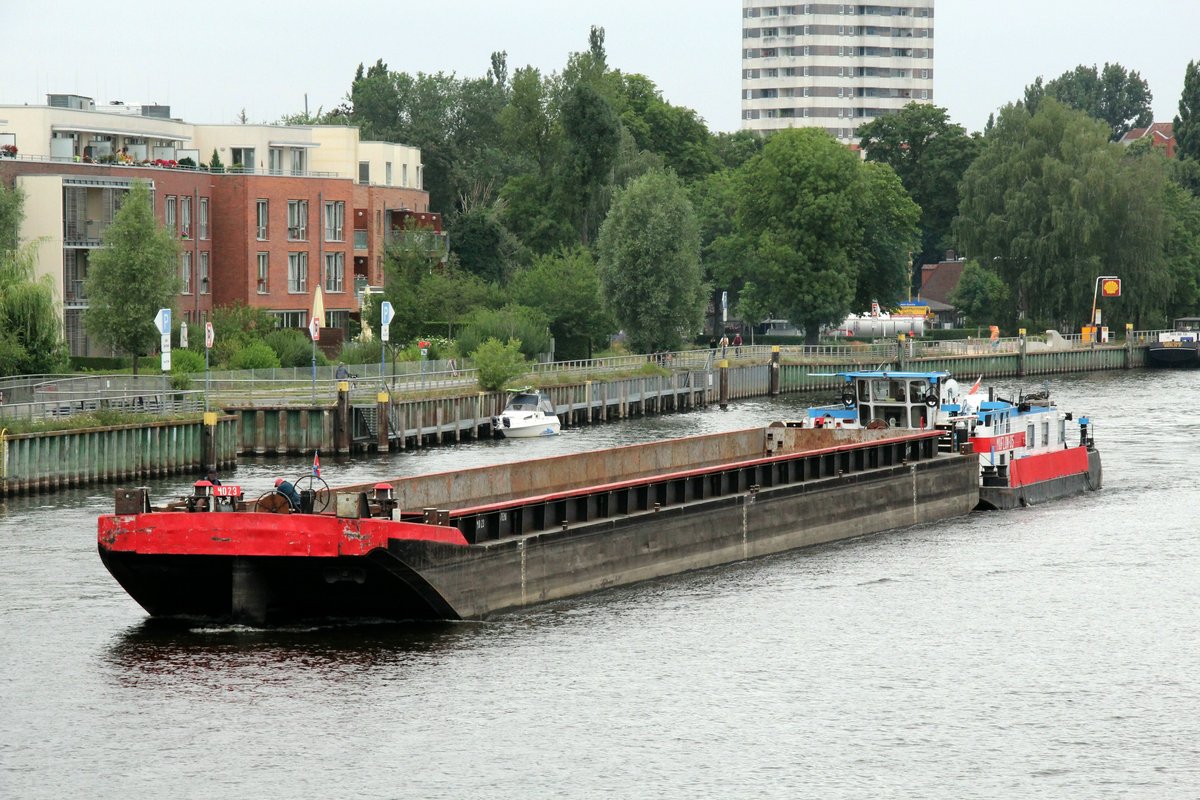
left=472, top=337, right=528, bottom=391
left=457, top=305, right=551, bottom=361
left=339, top=338, right=383, bottom=368
left=228, top=340, right=281, bottom=370
left=265, top=328, right=327, bottom=368
left=170, top=348, right=206, bottom=374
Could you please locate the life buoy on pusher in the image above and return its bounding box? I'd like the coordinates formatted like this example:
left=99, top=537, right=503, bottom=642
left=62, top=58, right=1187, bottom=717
left=924, top=392, right=939, bottom=408
left=841, top=392, right=855, bottom=408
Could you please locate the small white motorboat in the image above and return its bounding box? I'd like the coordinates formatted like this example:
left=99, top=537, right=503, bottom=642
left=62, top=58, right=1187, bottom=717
left=493, top=390, right=561, bottom=438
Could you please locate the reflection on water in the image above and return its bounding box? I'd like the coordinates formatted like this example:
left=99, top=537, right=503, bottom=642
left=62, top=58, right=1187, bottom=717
left=5, top=370, right=1200, bottom=799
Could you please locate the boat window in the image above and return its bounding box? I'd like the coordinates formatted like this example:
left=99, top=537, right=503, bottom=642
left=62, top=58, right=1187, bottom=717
left=870, top=380, right=893, bottom=401
left=877, top=404, right=905, bottom=427
left=1027, top=424, right=1035, bottom=449
left=857, top=379, right=870, bottom=401
left=909, top=407, right=926, bottom=428
left=1042, top=421, right=1050, bottom=446
left=910, top=380, right=928, bottom=401
left=1059, top=418, right=1065, bottom=444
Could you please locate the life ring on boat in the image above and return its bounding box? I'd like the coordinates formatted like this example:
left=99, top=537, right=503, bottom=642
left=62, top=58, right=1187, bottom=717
left=841, top=392, right=855, bottom=408
left=924, top=392, right=939, bottom=408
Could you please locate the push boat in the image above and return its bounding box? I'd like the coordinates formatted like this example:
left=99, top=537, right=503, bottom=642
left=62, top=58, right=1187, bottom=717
left=1147, top=317, right=1200, bottom=368
left=98, top=424, right=981, bottom=625
left=492, top=390, right=561, bottom=437
left=798, top=370, right=1101, bottom=510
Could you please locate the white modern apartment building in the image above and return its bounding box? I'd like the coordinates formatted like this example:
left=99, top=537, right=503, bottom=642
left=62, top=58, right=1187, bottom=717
left=741, top=2, right=935, bottom=140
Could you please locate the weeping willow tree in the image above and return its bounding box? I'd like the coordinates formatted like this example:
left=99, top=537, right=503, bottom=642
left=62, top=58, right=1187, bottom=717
left=0, top=183, right=68, bottom=376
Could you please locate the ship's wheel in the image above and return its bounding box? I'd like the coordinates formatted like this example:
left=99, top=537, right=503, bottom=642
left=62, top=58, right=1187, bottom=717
left=291, top=474, right=332, bottom=513
left=255, top=491, right=293, bottom=514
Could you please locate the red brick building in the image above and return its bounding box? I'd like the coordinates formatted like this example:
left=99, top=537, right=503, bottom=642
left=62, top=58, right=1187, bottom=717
left=0, top=97, right=433, bottom=356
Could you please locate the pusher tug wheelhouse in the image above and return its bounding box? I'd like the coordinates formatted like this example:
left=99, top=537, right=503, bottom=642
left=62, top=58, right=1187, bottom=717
left=799, top=370, right=1101, bottom=510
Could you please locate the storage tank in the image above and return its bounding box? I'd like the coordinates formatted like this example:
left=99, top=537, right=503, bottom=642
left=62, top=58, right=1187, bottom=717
left=842, top=314, right=926, bottom=337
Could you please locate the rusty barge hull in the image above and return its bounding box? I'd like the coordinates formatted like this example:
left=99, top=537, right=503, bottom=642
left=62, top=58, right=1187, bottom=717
left=99, top=428, right=980, bottom=624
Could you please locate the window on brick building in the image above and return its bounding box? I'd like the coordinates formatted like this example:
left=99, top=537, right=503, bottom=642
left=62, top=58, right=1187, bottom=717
left=257, top=200, right=268, bottom=240
left=181, top=252, right=192, bottom=294
left=324, top=201, right=345, bottom=242
left=358, top=162, right=370, bottom=185
left=165, top=196, right=176, bottom=233
left=287, top=200, right=308, bottom=241
left=199, top=198, right=209, bottom=239
left=288, top=252, right=308, bottom=293
left=180, top=196, right=191, bottom=238
left=257, top=253, right=269, bottom=294
left=199, top=252, right=210, bottom=294
left=324, top=252, right=344, bottom=292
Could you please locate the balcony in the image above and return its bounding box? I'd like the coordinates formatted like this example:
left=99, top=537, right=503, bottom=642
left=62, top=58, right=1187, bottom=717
left=64, top=219, right=105, bottom=247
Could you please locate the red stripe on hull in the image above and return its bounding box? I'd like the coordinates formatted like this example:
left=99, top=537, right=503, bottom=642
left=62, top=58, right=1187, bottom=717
left=97, top=512, right=468, bottom=557
left=970, top=431, right=1026, bottom=452
left=1009, top=446, right=1090, bottom=488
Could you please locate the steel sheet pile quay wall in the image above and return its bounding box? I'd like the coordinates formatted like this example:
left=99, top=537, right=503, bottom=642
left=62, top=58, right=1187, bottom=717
left=374, top=428, right=979, bottom=619
left=1, top=417, right=238, bottom=496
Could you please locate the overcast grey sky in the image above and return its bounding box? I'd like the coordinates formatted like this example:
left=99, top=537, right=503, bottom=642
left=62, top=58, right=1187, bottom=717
left=4, top=1, right=1196, bottom=135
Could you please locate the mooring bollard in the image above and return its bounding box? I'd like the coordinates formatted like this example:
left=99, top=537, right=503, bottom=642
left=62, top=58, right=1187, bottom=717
left=718, top=359, right=729, bottom=410
left=335, top=380, right=351, bottom=454
left=377, top=391, right=390, bottom=452
left=769, top=345, right=781, bottom=396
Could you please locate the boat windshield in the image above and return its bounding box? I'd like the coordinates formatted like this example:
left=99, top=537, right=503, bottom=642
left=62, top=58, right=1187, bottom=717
left=506, top=394, right=541, bottom=411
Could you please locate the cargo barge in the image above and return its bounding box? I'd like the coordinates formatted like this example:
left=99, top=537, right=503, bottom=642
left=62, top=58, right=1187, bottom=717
left=98, top=426, right=980, bottom=625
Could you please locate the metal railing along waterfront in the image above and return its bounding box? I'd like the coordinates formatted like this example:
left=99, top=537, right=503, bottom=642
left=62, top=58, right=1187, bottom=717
left=0, top=328, right=1170, bottom=425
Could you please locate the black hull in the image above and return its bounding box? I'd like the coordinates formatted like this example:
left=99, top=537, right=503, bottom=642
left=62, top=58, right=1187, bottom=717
left=98, top=548, right=459, bottom=624
left=1147, top=345, right=1200, bottom=368
left=977, top=450, right=1102, bottom=510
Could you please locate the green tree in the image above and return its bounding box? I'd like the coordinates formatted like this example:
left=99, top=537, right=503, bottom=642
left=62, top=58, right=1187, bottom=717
left=561, top=81, right=621, bottom=244
left=954, top=100, right=1170, bottom=328
left=713, top=130, right=765, bottom=171
left=1024, top=63, right=1153, bottom=141
left=510, top=246, right=613, bottom=359
left=448, top=200, right=519, bottom=283
left=949, top=260, right=1009, bottom=327
left=1174, top=59, right=1200, bottom=161
left=596, top=169, right=704, bottom=352
left=733, top=128, right=865, bottom=345
left=471, top=337, right=528, bottom=392
left=856, top=103, right=980, bottom=278
left=0, top=185, right=68, bottom=375
left=690, top=167, right=744, bottom=336
left=854, top=161, right=921, bottom=312
left=1161, top=176, right=1200, bottom=320
left=614, top=73, right=720, bottom=181
left=85, top=181, right=180, bottom=373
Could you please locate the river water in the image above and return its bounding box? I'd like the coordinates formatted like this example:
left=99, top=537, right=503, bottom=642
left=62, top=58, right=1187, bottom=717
left=2, top=370, right=1198, bottom=799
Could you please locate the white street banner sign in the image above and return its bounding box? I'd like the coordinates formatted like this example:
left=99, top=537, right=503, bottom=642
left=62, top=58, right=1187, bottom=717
left=160, top=332, right=172, bottom=371
left=205, top=321, right=215, bottom=349
left=309, top=316, right=321, bottom=341
left=180, top=322, right=188, bottom=349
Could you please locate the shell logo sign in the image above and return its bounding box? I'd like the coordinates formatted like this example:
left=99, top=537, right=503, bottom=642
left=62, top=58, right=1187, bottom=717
left=1101, top=278, right=1122, bottom=297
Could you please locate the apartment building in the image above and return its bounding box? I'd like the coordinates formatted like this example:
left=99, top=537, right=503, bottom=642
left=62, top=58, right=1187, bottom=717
left=0, top=95, right=435, bottom=356
left=741, top=2, right=935, bottom=141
